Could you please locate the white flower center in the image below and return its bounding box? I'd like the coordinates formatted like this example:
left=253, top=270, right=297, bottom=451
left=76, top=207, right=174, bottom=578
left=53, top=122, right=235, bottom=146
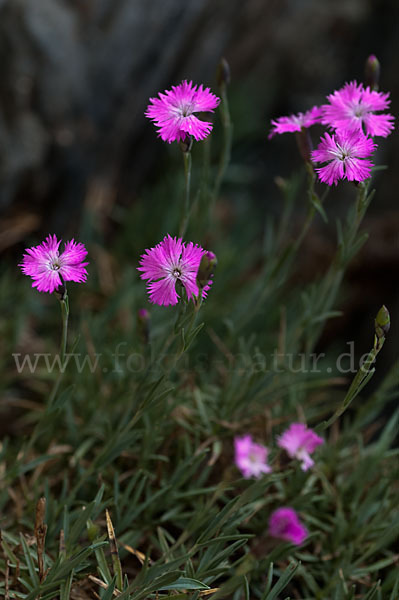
left=352, top=103, right=367, bottom=118
left=49, top=253, right=62, bottom=271
left=172, top=267, right=182, bottom=279
left=335, top=142, right=352, bottom=161
left=293, top=115, right=304, bottom=127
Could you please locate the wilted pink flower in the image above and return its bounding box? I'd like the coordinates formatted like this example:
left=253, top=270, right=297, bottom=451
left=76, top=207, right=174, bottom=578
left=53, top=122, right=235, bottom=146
left=311, top=130, right=376, bottom=186
left=20, top=234, right=88, bottom=294
left=234, top=435, right=272, bottom=479
left=321, top=81, right=394, bottom=138
left=145, top=80, right=220, bottom=143
left=277, top=423, right=323, bottom=471
left=138, top=234, right=209, bottom=306
left=269, top=507, right=307, bottom=545
left=268, top=106, right=322, bottom=139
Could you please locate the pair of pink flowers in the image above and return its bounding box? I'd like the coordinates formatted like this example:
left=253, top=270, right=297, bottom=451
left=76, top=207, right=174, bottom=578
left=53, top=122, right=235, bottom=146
left=143, top=82, right=219, bottom=306
left=269, top=78, right=394, bottom=185
left=20, top=233, right=213, bottom=309
left=234, top=423, right=323, bottom=478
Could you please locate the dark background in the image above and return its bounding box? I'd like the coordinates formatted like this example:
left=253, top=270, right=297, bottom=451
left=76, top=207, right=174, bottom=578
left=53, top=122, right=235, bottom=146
left=0, top=0, right=398, bottom=367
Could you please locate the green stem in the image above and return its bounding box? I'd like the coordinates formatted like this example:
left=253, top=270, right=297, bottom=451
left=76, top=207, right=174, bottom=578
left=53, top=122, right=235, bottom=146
left=320, top=334, right=385, bottom=431
left=27, top=288, right=70, bottom=449
left=291, top=163, right=324, bottom=253
left=233, top=167, right=322, bottom=331
left=47, top=290, right=70, bottom=407
left=304, top=181, right=372, bottom=355
left=211, top=86, right=233, bottom=214
left=60, top=294, right=69, bottom=366
left=179, top=150, right=192, bottom=238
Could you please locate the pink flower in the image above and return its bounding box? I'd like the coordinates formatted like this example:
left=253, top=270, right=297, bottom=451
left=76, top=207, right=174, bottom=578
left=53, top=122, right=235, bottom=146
left=145, top=80, right=220, bottom=143
left=234, top=435, right=272, bottom=479
left=311, top=129, right=376, bottom=186
left=20, top=234, right=88, bottom=293
left=268, top=106, right=323, bottom=139
left=277, top=423, right=323, bottom=471
left=137, top=234, right=208, bottom=306
left=269, top=507, right=307, bottom=545
left=321, top=81, right=394, bottom=138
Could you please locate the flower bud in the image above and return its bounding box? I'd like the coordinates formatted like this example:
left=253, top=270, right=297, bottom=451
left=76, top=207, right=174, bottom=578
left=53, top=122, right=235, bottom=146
left=365, top=55, right=380, bottom=91
left=375, top=305, right=390, bottom=339
left=197, top=250, right=217, bottom=290
left=137, top=308, right=150, bottom=344
left=217, top=57, right=231, bottom=90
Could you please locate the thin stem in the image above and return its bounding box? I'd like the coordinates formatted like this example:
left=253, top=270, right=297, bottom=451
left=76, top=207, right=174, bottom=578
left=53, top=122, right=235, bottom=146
left=233, top=167, right=322, bottom=331
left=320, top=334, right=385, bottom=431
left=27, top=287, right=71, bottom=449
left=47, top=289, right=70, bottom=407
left=179, top=150, right=192, bottom=238
left=210, top=86, right=233, bottom=218
left=304, top=181, right=372, bottom=355
left=60, top=294, right=69, bottom=366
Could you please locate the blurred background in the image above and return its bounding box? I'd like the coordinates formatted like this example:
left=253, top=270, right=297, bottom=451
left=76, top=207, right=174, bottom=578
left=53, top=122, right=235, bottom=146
left=0, top=0, right=398, bottom=372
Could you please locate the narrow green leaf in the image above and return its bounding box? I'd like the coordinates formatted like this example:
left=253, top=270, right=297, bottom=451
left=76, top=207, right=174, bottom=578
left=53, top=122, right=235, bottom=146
left=160, top=576, right=210, bottom=590
left=20, top=533, right=40, bottom=586
left=262, top=561, right=299, bottom=600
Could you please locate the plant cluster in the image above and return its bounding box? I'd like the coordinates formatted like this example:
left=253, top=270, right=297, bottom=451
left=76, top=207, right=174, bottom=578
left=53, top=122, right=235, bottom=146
left=0, top=55, right=398, bottom=599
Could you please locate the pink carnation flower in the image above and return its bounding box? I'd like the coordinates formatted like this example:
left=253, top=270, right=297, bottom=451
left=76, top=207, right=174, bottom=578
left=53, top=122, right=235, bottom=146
left=145, top=80, right=220, bottom=143
left=311, top=130, right=376, bottom=186
left=138, top=234, right=209, bottom=306
left=234, top=435, right=272, bottom=479
left=269, top=507, right=307, bottom=545
left=268, top=105, right=322, bottom=139
left=277, top=423, right=323, bottom=471
left=321, top=81, right=394, bottom=138
left=20, top=234, right=88, bottom=293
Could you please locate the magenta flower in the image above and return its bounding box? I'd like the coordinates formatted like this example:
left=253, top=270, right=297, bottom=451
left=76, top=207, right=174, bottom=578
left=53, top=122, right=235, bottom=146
left=138, top=234, right=208, bottom=306
left=145, top=80, right=220, bottom=143
left=321, top=81, right=394, bottom=138
left=20, top=234, right=88, bottom=293
left=277, top=423, right=323, bottom=471
left=269, top=507, right=307, bottom=545
left=234, top=435, right=272, bottom=479
left=311, top=129, right=376, bottom=186
left=268, top=105, right=322, bottom=139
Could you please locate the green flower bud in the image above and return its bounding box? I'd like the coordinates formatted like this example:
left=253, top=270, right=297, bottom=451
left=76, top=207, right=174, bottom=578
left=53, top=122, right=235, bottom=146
left=375, top=305, right=390, bottom=338
left=197, top=251, right=217, bottom=290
